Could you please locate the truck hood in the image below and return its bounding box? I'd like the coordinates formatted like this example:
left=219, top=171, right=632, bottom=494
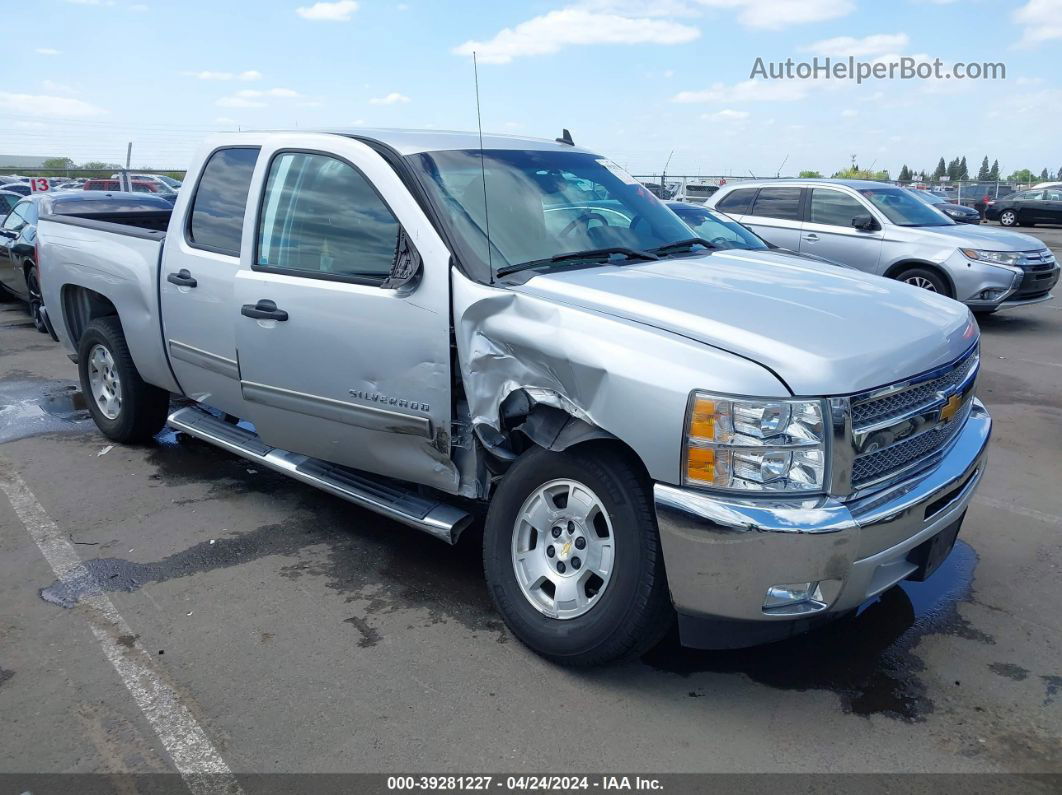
left=512, top=249, right=977, bottom=396
left=908, top=224, right=1046, bottom=251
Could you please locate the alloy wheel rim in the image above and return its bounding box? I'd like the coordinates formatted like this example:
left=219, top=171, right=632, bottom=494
left=906, top=276, right=937, bottom=292
left=87, top=344, right=122, bottom=420
left=1002, top=211, right=1015, bottom=225
left=511, top=478, right=615, bottom=620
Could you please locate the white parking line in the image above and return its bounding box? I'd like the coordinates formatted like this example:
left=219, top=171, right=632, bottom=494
left=0, top=462, right=242, bottom=795
left=974, top=495, right=1062, bottom=527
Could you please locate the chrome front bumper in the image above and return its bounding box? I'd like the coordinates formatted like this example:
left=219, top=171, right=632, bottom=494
left=655, top=400, right=991, bottom=647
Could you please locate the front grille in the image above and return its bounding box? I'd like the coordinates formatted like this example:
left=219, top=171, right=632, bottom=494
left=1014, top=267, right=1059, bottom=298
left=851, top=348, right=978, bottom=429
left=1020, top=249, right=1055, bottom=269
left=852, top=399, right=972, bottom=487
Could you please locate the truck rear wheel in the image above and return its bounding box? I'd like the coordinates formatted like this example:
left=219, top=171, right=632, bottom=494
left=77, top=317, right=170, bottom=443
left=483, top=445, right=672, bottom=666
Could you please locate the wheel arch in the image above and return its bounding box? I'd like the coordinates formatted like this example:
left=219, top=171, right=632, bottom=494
left=883, top=259, right=956, bottom=298
left=474, top=388, right=651, bottom=487
left=60, top=284, right=121, bottom=348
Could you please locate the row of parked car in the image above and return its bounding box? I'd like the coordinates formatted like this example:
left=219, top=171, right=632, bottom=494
left=0, top=188, right=175, bottom=332
left=0, top=172, right=182, bottom=200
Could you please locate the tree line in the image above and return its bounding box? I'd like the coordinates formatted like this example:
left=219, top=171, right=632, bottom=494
left=896, top=156, right=1060, bottom=185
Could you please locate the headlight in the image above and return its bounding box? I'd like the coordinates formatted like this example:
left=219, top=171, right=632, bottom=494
left=960, top=248, right=1023, bottom=266
left=684, top=392, right=827, bottom=493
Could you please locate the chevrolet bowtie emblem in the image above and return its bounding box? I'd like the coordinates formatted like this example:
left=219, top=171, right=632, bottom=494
left=940, top=394, right=962, bottom=423
left=562, top=542, right=572, bottom=556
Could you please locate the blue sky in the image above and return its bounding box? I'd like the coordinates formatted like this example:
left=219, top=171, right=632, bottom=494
left=2, top=0, right=1060, bottom=177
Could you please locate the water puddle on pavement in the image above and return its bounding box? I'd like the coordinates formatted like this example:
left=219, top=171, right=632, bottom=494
left=0, top=379, right=93, bottom=443
left=642, top=540, right=989, bottom=721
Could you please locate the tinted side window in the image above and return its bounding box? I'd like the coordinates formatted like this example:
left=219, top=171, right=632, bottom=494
left=188, top=147, right=260, bottom=256
left=257, top=152, right=399, bottom=280
left=716, top=187, right=756, bottom=214
left=809, top=189, right=867, bottom=227
left=750, top=187, right=802, bottom=220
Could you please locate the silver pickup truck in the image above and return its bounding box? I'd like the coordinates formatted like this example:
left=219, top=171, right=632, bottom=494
left=38, top=130, right=991, bottom=665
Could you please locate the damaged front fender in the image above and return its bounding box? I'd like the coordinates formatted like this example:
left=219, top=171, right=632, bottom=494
left=451, top=270, right=787, bottom=493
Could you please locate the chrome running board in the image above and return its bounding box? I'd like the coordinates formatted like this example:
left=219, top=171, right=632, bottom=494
left=167, top=405, right=473, bottom=544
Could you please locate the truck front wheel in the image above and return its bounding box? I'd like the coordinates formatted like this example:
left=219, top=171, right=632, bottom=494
left=483, top=445, right=672, bottom=666
left=77, top=317, right=170, bottom=443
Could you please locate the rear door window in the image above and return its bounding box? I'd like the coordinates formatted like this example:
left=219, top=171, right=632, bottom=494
left=715, top=187, right=756, bottom=215
left=187, top=147, right=260, bottom=256
left=750, top=187, right=803, bottom=221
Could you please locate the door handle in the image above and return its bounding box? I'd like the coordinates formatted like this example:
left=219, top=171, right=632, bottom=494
left=167, top=269, right=197, bottom=287
left=241, top=299, right=288, bottom=322
left=803, top=233, right=819, bottom=241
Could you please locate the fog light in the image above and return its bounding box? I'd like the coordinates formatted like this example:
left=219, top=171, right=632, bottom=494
left=978, top=288, right=1006, bottom=300
left=763, top=582, right=823, bottom=610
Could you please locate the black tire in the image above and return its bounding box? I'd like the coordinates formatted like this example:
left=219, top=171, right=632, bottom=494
left=24, top=264, right=47, bottom=334
left=77, top=316, right=170, bottom=443
left=895, top=266, right=950, bottom=297
left=483, top=445, right=672, bottom=666
left=999, top=209, right=1018, bottom=227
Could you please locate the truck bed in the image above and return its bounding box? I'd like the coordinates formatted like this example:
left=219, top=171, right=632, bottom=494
left=37, top=212, right=181, bottom=393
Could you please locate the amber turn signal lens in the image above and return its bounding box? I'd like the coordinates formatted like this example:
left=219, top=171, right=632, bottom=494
left=689, top=397, right=716, bottom=440
left=686, top=446, right=715, bottom=482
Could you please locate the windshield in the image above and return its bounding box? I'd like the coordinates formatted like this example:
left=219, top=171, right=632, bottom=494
left=670, top=205, right=767, bottom=250
left=408, top=149, right=695, bottom=279
left=909, top=189, right=943, bottom=205
left=859, top=187, right=954, bottom=226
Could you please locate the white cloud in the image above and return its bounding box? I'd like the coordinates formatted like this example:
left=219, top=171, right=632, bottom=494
left=35, top=48, right=61, bottom=55
left=1013, top=0, right=1062, bottom=46
left=803, top=33, right=909, bottom=57
left=0, top=92, right=105, bottom=117
left=369, top=92, right=410, bottom=104
left=296, top=0, right=359, bottom=21
left=841, top=109, right=858, bottom=117
left=216, top=97, right=267, bottom=108
left=696, top=0, right=854, bottom=30
left=185, top=69, right=262, bottom=81
left=453, top=7, right=699, bottom=63
left=41, top=80, right=75, bottom=93
left=236, top=88, right=300, bottom=97
left=703, top=109, right=750, bottom=121
left=185, top=70, right=262, bottom=81
left=673, top=79, right=809, bottom=103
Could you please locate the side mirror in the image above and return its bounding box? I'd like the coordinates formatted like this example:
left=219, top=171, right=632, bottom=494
left=852, top=214, right=878, bottom=231
left=380, top=229, right=422, bottom=290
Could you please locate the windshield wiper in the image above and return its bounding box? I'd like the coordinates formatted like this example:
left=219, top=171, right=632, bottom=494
left=497, top=246, right=659, bottom=277
left=649, top=237, right=718, bottom=255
